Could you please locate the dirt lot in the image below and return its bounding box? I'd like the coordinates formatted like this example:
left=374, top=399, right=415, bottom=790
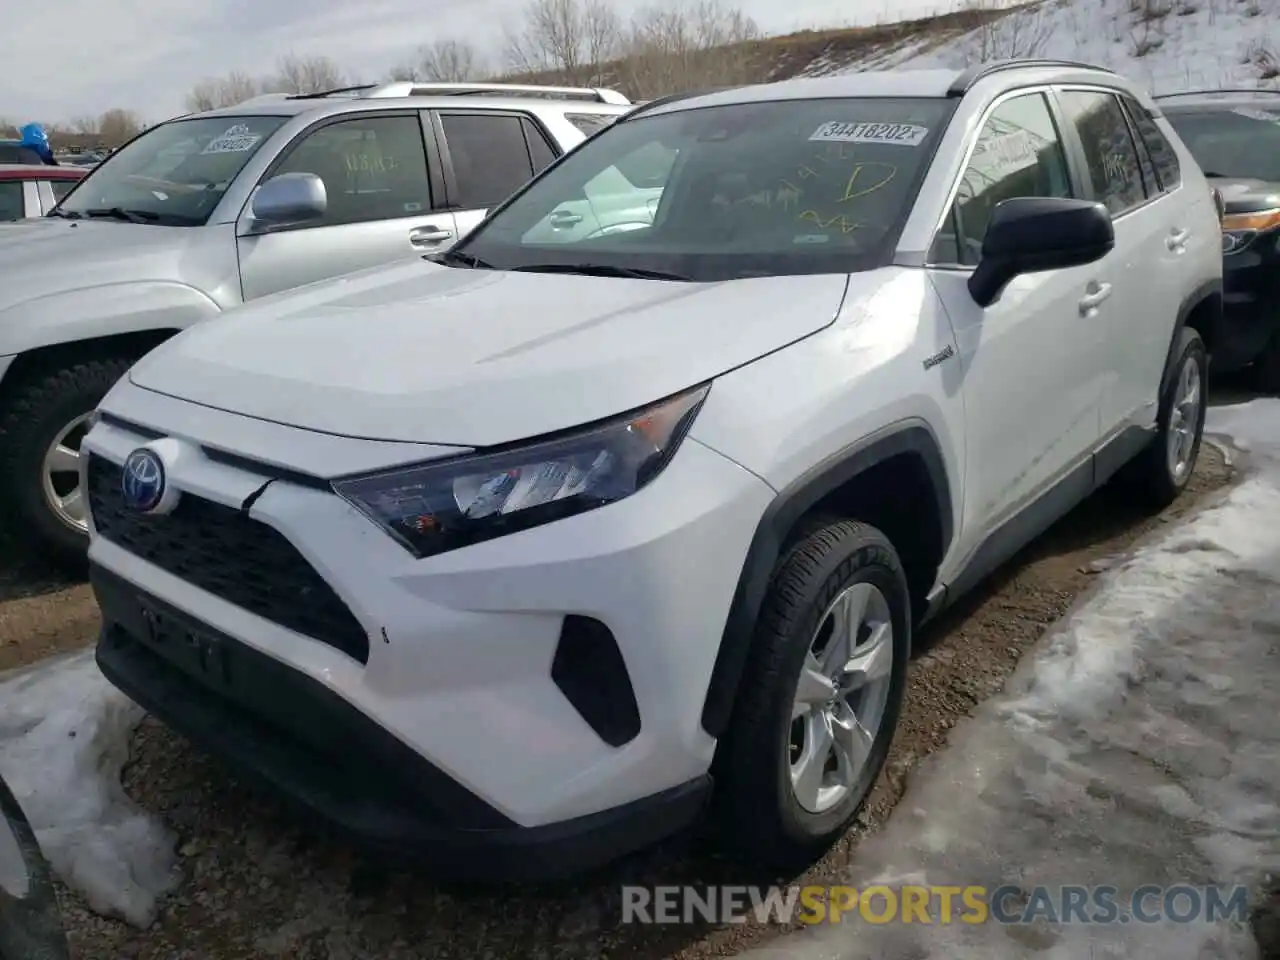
left=0, top=444, right=1241, bottom=959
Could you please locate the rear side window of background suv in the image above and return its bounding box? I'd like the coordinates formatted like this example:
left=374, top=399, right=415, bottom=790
left=1125, top=100, right=1181, bottom=191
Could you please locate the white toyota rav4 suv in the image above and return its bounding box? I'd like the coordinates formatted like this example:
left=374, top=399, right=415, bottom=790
left=83, top=60, right=1222, bottom=879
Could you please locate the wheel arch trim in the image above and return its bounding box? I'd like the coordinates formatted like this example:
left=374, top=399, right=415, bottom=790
left=1162, top=278, right=1222, bottom=398
left=699, top=420, right=954, bottom=738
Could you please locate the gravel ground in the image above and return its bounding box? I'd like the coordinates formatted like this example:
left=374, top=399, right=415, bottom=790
left=0, top=443, right=1238, bottom=960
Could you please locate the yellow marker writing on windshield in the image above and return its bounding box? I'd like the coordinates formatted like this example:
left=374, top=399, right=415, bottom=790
left=841, top=162, right=896, bottom=202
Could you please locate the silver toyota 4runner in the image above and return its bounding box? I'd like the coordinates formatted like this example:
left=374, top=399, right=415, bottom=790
left=0, top=81, right=632, bottom=565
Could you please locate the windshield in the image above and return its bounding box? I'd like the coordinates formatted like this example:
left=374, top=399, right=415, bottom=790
left=55, top=115, right=288, bottom=225
left=1164, top=104, right=1280, bottom=182
left=451, top=97, right=954, bottom=281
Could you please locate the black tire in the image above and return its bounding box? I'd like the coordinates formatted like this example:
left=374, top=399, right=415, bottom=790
left=712, top=519, right=911, bottom=871
left=0, top=357, right=136, bottom=569
left=1118, top=327, right=1208, bottom=509
left=0, top=774, right=71, bottom=960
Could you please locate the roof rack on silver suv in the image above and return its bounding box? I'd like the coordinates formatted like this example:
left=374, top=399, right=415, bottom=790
left=947, top=58, right=1114, bottom=96
left=1152, top=88, right=1280, bottom=99
left=364, top=82, right=631, bottom=104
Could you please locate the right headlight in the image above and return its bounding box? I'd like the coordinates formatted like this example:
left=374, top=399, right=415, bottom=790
left=333, top=384, right=710, bottom=558
left=1221, top=208, right=1280, bottom=255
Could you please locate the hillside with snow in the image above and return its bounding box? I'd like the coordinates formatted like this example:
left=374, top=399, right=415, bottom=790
left=821, top=0, right=1280, bottom=93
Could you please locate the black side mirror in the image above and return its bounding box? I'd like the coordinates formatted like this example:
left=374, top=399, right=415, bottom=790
left=968, top=197, right=1115, bottom=307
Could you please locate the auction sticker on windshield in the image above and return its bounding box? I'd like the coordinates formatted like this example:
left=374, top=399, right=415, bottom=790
left=202, top=124, right=262, bottom=154
left=809, top=122, right=929, bottom=146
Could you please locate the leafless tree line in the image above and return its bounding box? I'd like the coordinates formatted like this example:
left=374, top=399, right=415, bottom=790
left=0, top=107, right=144, bottom=148
left=184, top=53, right=351, bottom=112
left=184, top=0, right=763, bottom=110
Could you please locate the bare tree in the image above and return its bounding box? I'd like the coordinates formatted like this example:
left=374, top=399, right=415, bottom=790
left=185, top=70, right=260, bottom=112
left=618, top=1, right=762, bottom=98
left=503, top=0, right=622, bottom=83
left=389, top=39, right=486, bottom=82
left=964, top=0, right=1053, bottom=61
left=97, top=108, right=144, bottom=146
left=420, top=39, right=487, bottom=81
left=265, top=53, right=347, bottom=95
left=69, top=114, right=99, bottom=135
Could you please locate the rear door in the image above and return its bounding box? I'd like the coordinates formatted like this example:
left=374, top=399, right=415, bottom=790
left=1054, top=87, right=1179, bottom=438
left=236, top=112, right=458, bottom=300
left=430, top=110, right=556, bottom=240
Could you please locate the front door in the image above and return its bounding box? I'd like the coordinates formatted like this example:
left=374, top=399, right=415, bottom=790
left=927, top=90, right=1111, bottom=549
left=237, top=113, right=458, bottom=301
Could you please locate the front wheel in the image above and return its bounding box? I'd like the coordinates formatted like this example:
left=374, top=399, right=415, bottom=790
left=713, top=519, right=911, bottom=871
left=0, top=357, right=136, bottom=568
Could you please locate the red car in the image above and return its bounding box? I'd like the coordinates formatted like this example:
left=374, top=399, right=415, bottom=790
left=0, top=165, right=86, bottom=221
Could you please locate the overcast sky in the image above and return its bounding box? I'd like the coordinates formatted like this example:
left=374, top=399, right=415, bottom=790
left=12, top=0, right=965, bottom=124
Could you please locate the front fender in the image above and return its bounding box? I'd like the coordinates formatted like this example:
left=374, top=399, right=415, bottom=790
left=0, top=281, right=221, bottom=356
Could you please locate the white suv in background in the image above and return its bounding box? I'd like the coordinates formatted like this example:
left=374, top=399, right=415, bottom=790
left=83, top=59, right=1221, bottom=878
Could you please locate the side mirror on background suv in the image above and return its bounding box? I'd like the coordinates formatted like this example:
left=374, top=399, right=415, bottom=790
left=968, top=197, right=1115, bottom=307
left=247, top=172, right=327, bottom=232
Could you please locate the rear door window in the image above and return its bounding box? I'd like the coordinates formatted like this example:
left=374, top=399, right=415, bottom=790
left=439, top=113, right=536, bottom=209
left=1058, top=90, right=1150, bottom=214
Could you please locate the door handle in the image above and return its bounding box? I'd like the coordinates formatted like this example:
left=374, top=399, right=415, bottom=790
left=550, top=210, right=583, bottom=227
left=1166, top=228, right=1190, bottom=250
left=1078, top=281, right=1113, bottom=316
left=410, top=226, right=454, bottom=246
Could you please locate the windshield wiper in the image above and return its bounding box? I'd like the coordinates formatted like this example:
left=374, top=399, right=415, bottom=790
left=432, top=249, right=494, bottom=269
left=508, top=263, right=692, bottom=281
left=46, top=208, right=81, bottom=219
left=85, top=207, right=160, bottom=224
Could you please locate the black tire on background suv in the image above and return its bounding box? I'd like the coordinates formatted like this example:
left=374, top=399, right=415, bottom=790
left=0, top=357, right=135, bottom=569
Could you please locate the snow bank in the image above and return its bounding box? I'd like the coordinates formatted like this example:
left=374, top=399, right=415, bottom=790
left=0, top=650, right=179, bottom=928
left=854, top=0, right=1280, bottom=94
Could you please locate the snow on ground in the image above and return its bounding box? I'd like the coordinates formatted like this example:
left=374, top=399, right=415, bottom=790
left=842, top=0, right=1280, bottom=93
left=739, top=403, right=1280, bottom=959
left=0, top=651, right=179, bottom=928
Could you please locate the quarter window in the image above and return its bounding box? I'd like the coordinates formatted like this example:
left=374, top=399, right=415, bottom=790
left=931, top=92, right=1073, bottom=266
left=271, top=115, right=433, bottom=227
left=1127, top=101, right=1181, bottom=190
left=1058, top=90, right=1148, bottom=214
left=50, top=179, right=78, bottom=202
left=523, top=119, right=558, bottom=173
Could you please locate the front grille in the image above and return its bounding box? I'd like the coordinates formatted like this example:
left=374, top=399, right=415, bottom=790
left=87, top=455, right=370, bottom=664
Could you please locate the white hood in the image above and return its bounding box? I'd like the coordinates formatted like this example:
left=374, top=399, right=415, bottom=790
left=128, top=259, right=851, bottom=446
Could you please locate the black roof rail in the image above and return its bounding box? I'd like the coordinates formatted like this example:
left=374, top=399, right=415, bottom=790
left=287, top=84, right=380, bottom=100
left=1152, top=88, right=1280, bottom=99
left=620, top=87, right=731, bottom=121
left=947, top=59, right=1114, bottom=97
